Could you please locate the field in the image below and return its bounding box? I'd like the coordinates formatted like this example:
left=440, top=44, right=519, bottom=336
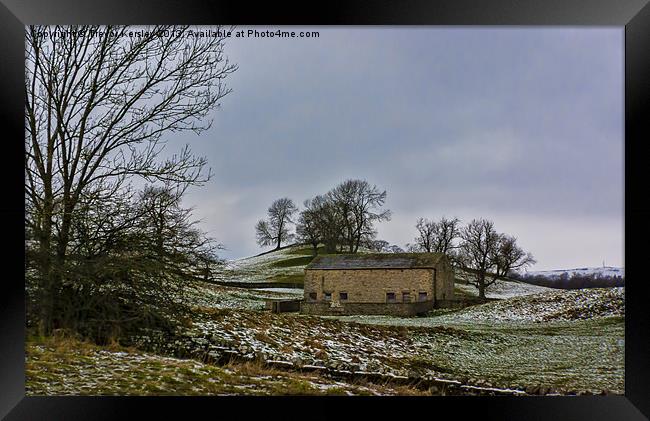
left=210, top=245, right=316, bottom=285
left=25, top=245, right=625, bottom=396
left=26, top=335, right=426, bottom=396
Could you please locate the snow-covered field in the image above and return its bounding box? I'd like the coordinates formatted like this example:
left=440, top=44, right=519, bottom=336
left=252, top=287, right=304, bottom=296
left=27, top=245, right=626, bottom=396
left=324, top=287, right=624, bottom=328
left=163, top=248, right=626, bottom=395
left=26, top=336, right=423, bottom=396
left=454, top=277, right=554, bottom=299
left=123, top=279, right=626, bottom=395
left=438, top=287, right=624, bottom=324
left=525, top=266, right=624, bottom=279
left=184, top=281, right=302, bottom=311
left=212, top=247, right=310, bottom=283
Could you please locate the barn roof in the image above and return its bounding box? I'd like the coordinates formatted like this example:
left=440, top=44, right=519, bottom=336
left=305, top=253, right=446, bottom=270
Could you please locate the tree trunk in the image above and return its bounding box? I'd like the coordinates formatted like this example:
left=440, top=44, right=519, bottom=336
left=325, top=240, right=336, bottom=254
left=477, top=272, right=486, bottom=299
left=37, top=189, right=55, bottom=335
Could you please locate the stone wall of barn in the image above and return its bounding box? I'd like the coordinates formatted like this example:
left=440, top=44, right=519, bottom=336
left=302, top=262, right=455, bottom=316
left=303, top=268, right=435, bottom=304
left=435, top=258, right=455, bottom=301
left=304, top=260, right=454, bottom=304
left=300, top=300, right=434, bottom=316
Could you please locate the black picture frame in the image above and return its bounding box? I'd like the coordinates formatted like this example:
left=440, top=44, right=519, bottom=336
left=1, top=1, right=648, bottom=419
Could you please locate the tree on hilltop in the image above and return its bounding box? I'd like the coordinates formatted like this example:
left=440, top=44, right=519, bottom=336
left=455, top=218, right=501, bottom=299
left=408, top=216, right=460, bottom=254
left=255, top=197, right=298, bottom=250
left=327, top=179, right=391, bottom=253
left=456, top=218, right=535, bottom=299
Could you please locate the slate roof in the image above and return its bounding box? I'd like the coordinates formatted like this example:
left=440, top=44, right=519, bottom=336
left=305, top=253, right=446, bottom=270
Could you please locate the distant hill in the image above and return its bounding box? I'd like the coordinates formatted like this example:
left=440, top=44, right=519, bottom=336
left=525, top=266, right=624, bottom=279
left=514, top=266, right=624, bottom=289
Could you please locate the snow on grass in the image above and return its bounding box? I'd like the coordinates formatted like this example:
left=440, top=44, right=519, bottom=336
left=333, top=288, right=624, bottom=329
left=183, top=281, right=302, bottom=311
left=26, top=246, right=626, bottom=396
left=128, top=286, right=624, bottom=395
left=253, top=287, right=304, bottom=295
left=131, top=309, right=428, bottom=379
left=526, top=266, right=624, bottom=279
left=25, top=336, right=426, bottom=396
left=171, top=253, right=624, bottom=395
left=439, top=287, right=624, bottom=324
left=31, top=284, right=624, bottom=396
left=212, top=246, right=312, bottom=284
left=454, top=274, right=555, bottom=299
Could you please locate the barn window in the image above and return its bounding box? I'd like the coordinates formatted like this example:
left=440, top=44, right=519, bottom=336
left=386, top=292, right=396, bottom=303
left=324, top=292, right=332, bottom=301
left=308, top=292, right=317, bottom=301
left=402, top=292, right=411, bottom=303
left=339, top=292, right=348, bottom=301
left=418, top=292, right=428, bottom=301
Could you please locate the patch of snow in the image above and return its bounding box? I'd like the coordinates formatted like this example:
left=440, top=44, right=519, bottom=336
left=442, top=287, right=624, bottom=324
left=455, top=277, right=554, bottom=299
left=253, top=288, right=303, bottom=295
left=526, top=266, right=624, bottom=279
left=460, top=385, right=527, bottom=395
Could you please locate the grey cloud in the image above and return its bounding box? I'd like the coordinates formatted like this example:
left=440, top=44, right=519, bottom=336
left=175, top=27, right=622, bottom=268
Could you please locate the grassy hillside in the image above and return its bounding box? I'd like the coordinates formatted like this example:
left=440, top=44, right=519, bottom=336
left=27, top=305, right=624, bottom=396
left=121, top=284, right=624, bottom=395
left=26, top=244, right=625, bottom=396
left=26, top=335, right=426, bottom=396
left=453, top=269, right=555, bottom=299
left=212, top=245, right=317, bottom=285
left=214, top=244, right=555, bottom=301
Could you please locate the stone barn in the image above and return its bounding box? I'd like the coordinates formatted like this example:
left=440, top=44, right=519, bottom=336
left=300, top=253, right=454, bottom=316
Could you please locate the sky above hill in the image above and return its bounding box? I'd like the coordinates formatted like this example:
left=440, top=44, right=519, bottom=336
left=175, top=27, right=623, bottom=271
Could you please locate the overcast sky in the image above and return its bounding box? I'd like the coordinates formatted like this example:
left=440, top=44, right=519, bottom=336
left=176, top=27, right=623, bottom=270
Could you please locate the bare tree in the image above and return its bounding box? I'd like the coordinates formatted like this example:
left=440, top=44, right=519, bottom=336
left=456, top=218, right=500, bottom=299
left=489, top=234, right=536, bottom=283
left=25, top=25, right=237, bottom=334
left=456, top=219, right=536, bottom=299
left=411, top=216, right=460, bottom=253
left=311, top=195, right=344, bottom=254
left=295, top=198, right=322, bottom=255
left=369, top=240, right=390, bottom=252
left=387, top=244, right=404, bottom=253
left=255, top=197, right=298, bottom=250
left=411, top=218, right=435, bottom=252
left=368, top=240, right=403, bottom=253
left=30, top=180, right=222, bottom=342
left=327, top=179, right=391, bottom=253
